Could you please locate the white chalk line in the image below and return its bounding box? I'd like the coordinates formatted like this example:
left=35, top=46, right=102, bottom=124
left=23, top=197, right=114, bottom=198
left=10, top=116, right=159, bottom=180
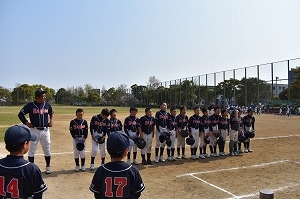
left=190, top=174, right=238, bottom=198
left=227, top=183, right=300, bottom=199
left=253, top=134, right=300, bottom=140
left=176, top=160, right=289, bottom=177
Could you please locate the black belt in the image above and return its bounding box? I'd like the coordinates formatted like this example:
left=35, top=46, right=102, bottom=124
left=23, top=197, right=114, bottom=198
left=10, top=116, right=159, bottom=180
left=34, top=127, right=48, bottom=130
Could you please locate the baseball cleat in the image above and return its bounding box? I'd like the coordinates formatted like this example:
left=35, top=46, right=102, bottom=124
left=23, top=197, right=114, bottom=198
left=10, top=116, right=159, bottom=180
left=171, top=156, right=176, bottom=161
left=199, top=154, right=205, bottom=159
left=244, top=149, right=249, bottom=153
left=215, top=153, right=219, bottom=157
left=238, top=149, right=243, bottom=153
left=176, top=154, right=181, bottom=159
left=192, top=155, right=196, bottom=160
left=75, top=166, right=80, bottom=172
left=248, top=148, right=253, bottom=152
left=155, top=156, right=159, bottom=163
left=234, top=152, right=239, bottom=156
left=90, top=164, right=95, bottom=170
left=45, top=167, right=51, bottom=174
left=210, top=153, right=216, bottom=157
left=81, top=165, right=86, bottom=171
left=204, top=153, right=210, bottom=158
left=167, top=157, right=173, bottom=161
left=181, top=155, right=187, bottom=159
left=230, top=153, right=235, bottom=156
left=133, top=159, right=138, bottom=165
left=159, top=156, right=165, bottom=162
left=142, top=160, right=147, bottom=165
left=147, top=159, right=153, bottom=165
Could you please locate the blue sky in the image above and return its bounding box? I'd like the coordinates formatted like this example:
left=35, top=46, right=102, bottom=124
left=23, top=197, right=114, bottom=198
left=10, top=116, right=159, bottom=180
left=1, top=0, right=300, bottom=90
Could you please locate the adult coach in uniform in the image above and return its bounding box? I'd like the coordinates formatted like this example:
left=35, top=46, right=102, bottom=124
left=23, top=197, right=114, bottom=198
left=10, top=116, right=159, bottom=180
left=0, top=125, right=47, bottom=198
left=18, top=88, right=54, bottom=174
left=90, top=131, right=145, bottom=199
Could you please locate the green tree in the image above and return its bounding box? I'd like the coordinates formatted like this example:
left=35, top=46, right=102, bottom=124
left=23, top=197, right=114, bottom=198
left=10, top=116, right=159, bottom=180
left=0, top=86, right=11, bottom=103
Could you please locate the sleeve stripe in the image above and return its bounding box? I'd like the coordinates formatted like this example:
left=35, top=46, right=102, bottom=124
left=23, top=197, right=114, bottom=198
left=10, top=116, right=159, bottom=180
left=135, top=183, right=145, bottom=193
left=89, top=186, right=100, bottom=193
left=32, top=185, right=48, bottom=194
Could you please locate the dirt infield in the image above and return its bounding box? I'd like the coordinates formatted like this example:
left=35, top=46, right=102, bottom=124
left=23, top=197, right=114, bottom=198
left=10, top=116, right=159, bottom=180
left=1, top=110, right=300, bottom=199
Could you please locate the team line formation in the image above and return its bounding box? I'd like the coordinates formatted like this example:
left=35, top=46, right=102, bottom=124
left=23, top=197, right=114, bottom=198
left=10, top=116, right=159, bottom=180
left=19, top=88, right=256, bottom=172
left=0, top=88, right=256, bottom=199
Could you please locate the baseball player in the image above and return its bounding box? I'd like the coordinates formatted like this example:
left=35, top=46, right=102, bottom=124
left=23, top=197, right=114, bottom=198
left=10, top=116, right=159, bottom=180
left=69, top=108, right=88, bottom=171
left=243, top=108, right=255, bottom=153
left=155, top=102, right=169, bottom=163
left=18, top=88, right=54, bottom=174
left=109, top=109, right=123, bottom=134
left=237, top=109, right=245, bottom=153
left=209, top=106, right=221, bottom=157
left=0, top=125, right=47, bottom=198
left=218, top=109, right=229, bottom=156
left=188, top=106, right=202, bottom=160
left=167, top=107, right=178, bottom=161
left=229, top=110, right=239, bottom=156
left=90, top=108, right=111, bottom=170
left=138, top=107, right=155, bottom=165
left=124, top=107, right=140, bottom=165
left=175, top=106, right=189, bottom=159
left=199, top=107, right=211, bottom=158
left=90, top=132, right=145, bottom=199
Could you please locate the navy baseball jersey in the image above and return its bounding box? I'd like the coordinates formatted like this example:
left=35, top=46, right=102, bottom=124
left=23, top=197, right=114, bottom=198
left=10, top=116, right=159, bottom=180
left=243, top=115, right=255, bottom=130
left=90, top=115, right=111, bottom=137
left=168, top=115, right=177, bottom=131
left=219, top=117, right=230, bottom=131
left=200, top=115, right=211, bottom=131
left=230, top=116, right=239, bottom=131
left=90, top=161, right=145, bottom=199
left=188, top=114, right=202, bottom=131
left=124, top=116, right=140, bottom=134
left=0, top=156, right=47, bottom=198
left=69, top=118, right=88, bottom=139
left=138, top=115, right=155, bottom=134
left=175, top=114, right=188, bottom=130
left=110, top=118, right=123, bottom=133
left=18, top=101, right=54, bottom=128
left=155, top=110, right=169, bottom=130
left=209, top=114, right=221, bottom=131
left=238, top=116, right=243, bottom=129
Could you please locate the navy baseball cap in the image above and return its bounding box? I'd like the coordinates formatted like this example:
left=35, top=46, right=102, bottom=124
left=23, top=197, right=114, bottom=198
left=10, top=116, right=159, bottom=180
left=35, top=88, right=47, bottom=97
left=5, top=125, right=37, bottom=146
left=107, top=131, right=130, bottom=156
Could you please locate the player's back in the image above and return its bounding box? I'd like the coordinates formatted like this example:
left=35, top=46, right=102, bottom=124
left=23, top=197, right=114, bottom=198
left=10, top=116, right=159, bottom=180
left=90, top=161, right=145, bottom=199
left=0, top=155, right=47, bottom=199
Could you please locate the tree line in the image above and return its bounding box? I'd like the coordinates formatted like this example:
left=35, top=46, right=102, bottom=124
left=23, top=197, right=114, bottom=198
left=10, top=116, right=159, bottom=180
left=1, top=68, right=300, bottom=107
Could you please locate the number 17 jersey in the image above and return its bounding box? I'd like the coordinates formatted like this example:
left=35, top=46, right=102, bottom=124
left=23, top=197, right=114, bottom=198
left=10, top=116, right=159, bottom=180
left=90, top=161, right=145, bottom=199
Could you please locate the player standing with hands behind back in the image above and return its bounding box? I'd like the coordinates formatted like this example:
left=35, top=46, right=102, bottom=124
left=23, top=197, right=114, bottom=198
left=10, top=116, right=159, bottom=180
left=69, top=108, right=88, bottom=171
left=90, top=131, right=145, bottom=199
left=18, top=88, right=54, bottom=174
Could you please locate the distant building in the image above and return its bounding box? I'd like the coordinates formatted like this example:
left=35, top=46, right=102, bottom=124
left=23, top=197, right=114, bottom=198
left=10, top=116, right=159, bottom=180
left=272, top=83, right=288, bottom=95
left=288, top=67, right=298, bottom=85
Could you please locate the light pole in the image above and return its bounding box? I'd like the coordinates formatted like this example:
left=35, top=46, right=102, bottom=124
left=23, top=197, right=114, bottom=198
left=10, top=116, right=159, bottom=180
left=275, top=76, right=279, bottom=96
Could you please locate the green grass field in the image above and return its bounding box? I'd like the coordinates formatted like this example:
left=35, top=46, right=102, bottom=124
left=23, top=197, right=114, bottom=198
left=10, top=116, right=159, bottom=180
left=0, top=105, right=161, bottom=142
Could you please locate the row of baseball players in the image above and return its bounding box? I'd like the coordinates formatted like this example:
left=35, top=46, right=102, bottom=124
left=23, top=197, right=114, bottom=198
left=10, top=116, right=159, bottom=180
left=16, top=88, right=255, bottom=174
left=69, top=102, right=255, bottom=171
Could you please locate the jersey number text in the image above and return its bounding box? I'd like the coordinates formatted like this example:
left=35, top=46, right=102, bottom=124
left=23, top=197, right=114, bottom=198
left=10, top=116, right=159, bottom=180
left=0, top=176, right=20, bottom=198
left=105, top=177, right=127, bottom=197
